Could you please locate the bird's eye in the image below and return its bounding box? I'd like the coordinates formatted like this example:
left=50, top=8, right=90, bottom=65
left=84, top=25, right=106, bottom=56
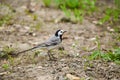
left=60, top=30, right=63, bottom=33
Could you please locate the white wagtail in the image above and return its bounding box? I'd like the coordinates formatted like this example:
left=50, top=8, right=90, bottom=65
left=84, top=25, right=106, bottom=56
left=17, top=29, right=67, bottom=60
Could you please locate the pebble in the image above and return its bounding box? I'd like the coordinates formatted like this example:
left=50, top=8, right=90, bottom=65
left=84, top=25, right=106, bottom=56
left=62, top=66, right=69, bottom=71
left=66, top=74, right=80, bottom=80
left=37, top=66, right=43, bottom=69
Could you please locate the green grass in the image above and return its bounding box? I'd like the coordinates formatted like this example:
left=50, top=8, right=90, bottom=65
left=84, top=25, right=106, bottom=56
left=43, top=0, right=52, bottom=7
left=73, top=9, right=84, bottom=23
left=60, top=5, right=71, bottom=19
left=42, top=0, right=96, bottom=23
left=60, top=5, right=84, bottom=23
left=0, top=46, right=15, bottom=59
left=89, top=37, right=120, bottom=64
left=59, top=0, right=96, bottom=23
left=90, top=48, right=120, bottom=64
left=0, top=3, right=15, bottom=26
left=99, top=8, right=120, bottom=25
left=64, top=0, right=79, bottom=9
left=42, top=0, right=119, bottom=24
left=2, top=63, right=10, bottom=70
left=0, top=15, right=12, bottom=26
left=115, top=0, right=120, bottom=8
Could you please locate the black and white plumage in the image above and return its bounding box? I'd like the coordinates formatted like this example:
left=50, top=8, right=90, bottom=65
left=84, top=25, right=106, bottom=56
left=17, top=29, right=66, bottom=60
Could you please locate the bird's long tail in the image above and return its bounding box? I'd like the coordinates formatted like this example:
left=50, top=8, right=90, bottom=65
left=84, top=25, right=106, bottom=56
left=16, top=46, right=39, bottom=55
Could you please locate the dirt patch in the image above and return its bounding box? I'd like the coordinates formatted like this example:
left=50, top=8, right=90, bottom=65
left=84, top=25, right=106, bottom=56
left=0, top=0, right=120, bottom=80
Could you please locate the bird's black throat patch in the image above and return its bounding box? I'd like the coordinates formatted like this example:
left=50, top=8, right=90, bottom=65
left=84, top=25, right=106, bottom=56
left=55, top=29, right=60, bottom=36
left=55, top=29, right=62, bottom=41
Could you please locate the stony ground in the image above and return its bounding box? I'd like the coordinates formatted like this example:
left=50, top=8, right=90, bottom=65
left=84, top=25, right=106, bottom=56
left=0, top=0, right=120, bottom=80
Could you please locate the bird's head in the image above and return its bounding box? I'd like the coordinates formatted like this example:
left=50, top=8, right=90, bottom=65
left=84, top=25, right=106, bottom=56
left=55, top=29, right=67, bottom=37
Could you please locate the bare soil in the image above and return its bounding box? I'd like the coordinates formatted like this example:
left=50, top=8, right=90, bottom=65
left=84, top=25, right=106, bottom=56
left=0, top=0, right=120, bottom=80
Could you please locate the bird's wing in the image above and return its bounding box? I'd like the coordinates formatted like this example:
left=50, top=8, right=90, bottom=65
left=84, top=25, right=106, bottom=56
left=41, top=36, right=60, bottom=47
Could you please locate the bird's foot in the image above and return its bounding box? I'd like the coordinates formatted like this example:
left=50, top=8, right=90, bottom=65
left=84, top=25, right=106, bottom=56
left=47, top=51, right=57, bottom=61
left=48, top=57, right=57, bottom=61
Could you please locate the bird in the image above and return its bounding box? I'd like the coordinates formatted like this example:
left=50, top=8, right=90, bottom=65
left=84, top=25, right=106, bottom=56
left=17, top=29, right=67, bottom=60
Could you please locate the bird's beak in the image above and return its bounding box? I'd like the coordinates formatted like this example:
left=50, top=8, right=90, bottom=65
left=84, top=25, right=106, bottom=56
left=63, top=31, right=67, bottom=33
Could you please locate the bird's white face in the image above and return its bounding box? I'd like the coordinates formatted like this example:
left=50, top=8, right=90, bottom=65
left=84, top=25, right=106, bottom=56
left=55, top=29, right=66, bottom=37
left=57, top=30, right=67, bottom=36
left=58, top=30, right=64, bottom=36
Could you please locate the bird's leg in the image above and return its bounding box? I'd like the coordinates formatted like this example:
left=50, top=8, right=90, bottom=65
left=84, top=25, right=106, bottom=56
left=47, top=50, right=52, bottom=60
left=47, top=50, right=57, bottom=61
left=51, top=53, right=57, bottom=60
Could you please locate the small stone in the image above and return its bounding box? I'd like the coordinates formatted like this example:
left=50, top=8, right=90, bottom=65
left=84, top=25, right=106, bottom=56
left=51, top=70, right=56, bottom=74
left=30, top=32, right=36, bottom=36
left=54, top=16, right=64, bottom=23
left=0, top=71, right=9, bottom=76
left=62, top=66, right=69, bottom=71
left=92, top=21, right=98, bottom=24
left=107, top=27, right=114, bottom=32
left=60, top=59, right=66, bottom=62
left=37, top=66, right=43, bottom=69
left=44, top=64, right=49, bottom=67
left=37, top=75, right=53, bottom=80
left=66, top=74, right=80, bottom=80
left=88, top=37, right=96, bottom=41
